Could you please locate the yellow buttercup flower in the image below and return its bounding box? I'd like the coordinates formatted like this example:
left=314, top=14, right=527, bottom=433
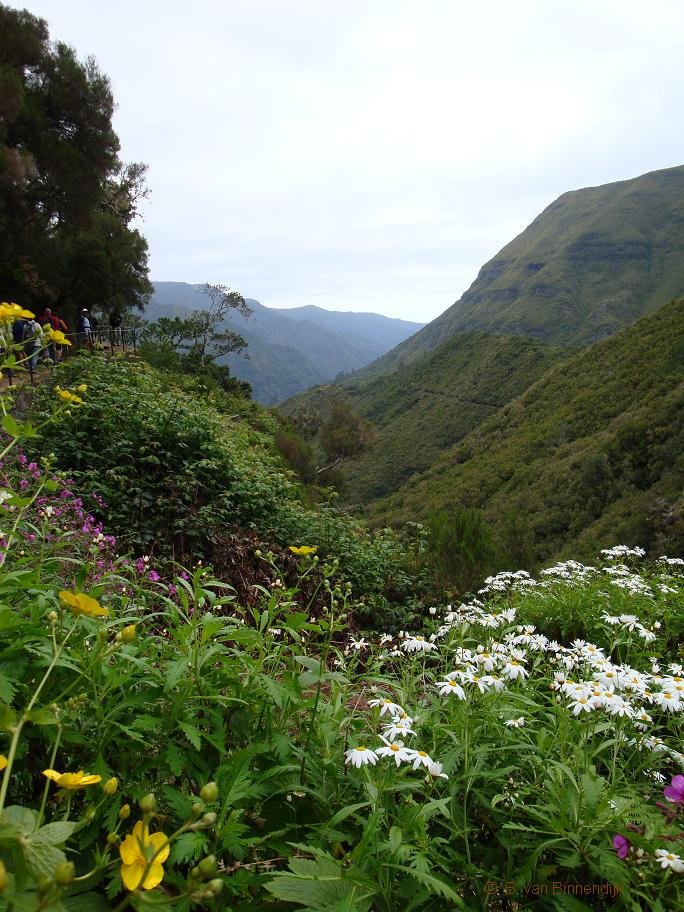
left=54, top=386, right=83, bottom=405
left=288, top=545, right=318, bottom=556
left=0, top=302, right=34, bottom=325
left=43, top=769, right=103, bottom=790
left=0, top=755, right=7, bottom=772
left=120, top=821, right=170, bottom=891
left=46, top=327, right=72, bottom=347
left=59, top=590, right=110, bottom=618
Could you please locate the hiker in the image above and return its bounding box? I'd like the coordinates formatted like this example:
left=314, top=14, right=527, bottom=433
left=25, top=317, right=43, bottom=371
left=77, top=308, right=93, bottom=344
left=43, top=309, right=69, bottom=361
left=109, top=311, right=123, bottom=346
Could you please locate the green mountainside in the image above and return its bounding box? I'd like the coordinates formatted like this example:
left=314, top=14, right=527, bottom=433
left=282, top=332, right=565, bottom=503
left=369, top=298, right=684, bottom=565
left=356, top=164, right=684, bottom=378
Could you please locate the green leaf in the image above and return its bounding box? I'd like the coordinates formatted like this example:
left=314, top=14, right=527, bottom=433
left=0, top=671, right=17, bottom=704
left=30, top=821, right=77, bottom=847
left=178, top=721, right=202, bottom=750
left=169, top=831, right=207, bottom=865
left=63, top=894, right=111, bottom=912
left=26, top=706, right=60, bottom=726
left=2, top=414, right=21, bottom=438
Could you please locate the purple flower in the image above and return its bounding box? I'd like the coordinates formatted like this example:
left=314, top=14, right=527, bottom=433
left=613, top=834, right=630, bottom=860
left=664, top=775, right=684, bottom=806
left=134, top=558, right=146, bottom=574
left=167, top=584, right=178, bottom=598
left=148, top=570, right=160, bottom=582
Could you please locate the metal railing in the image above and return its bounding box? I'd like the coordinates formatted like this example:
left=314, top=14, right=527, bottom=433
left=4, top=327, right=139, bottom=386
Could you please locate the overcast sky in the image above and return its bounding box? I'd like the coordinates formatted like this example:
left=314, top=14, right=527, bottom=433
left=14, top=0, right=684, bottom=321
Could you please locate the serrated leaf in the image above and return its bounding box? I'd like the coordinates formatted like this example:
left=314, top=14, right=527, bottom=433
left=2, top=414, right=21, bottom=438
left=164, top=657, right=188, bottom=688
left=178, top=721, right=202, bottom=750
left=23, top=839, right=67, bottom=880
left=169, top=831, right=208, bottom=865
left=163, top=743, right=186, bottom=776
left=30, top=821, right=77, bottom=847
left=0, top=670, right=17, bottom=704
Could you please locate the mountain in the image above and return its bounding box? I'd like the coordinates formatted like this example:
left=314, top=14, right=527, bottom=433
left=147, top=282, right=423, bottom=403
left=281, top=331, right=566, bottom=503
left=368, top=298, right=684, bottom=564
left=355, top=164, right=684, bottom=378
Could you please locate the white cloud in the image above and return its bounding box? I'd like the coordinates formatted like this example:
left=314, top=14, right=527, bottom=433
left=17, top=0, right=684, bottom=320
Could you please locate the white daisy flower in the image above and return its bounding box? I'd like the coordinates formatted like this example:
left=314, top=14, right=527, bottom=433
left=568, top=696, right=596, bottom=715
left=653, top=691, right=682, bottom=712
left=402, top=635, right=437, bottom=653
left=504, top=717, right=525, bottom=728
left=427, top=760, right=449, bottom=779
left=344, top=746, right=379, bottom=768
left=502, top=660, right=528, bottom=681
left=411, top=750, right=434, bottom=770
left=654, top=849, right=684, bottom=872
left=368, top=698, right=405, bottom=717
left=375, top=739, right=414, bottom=767
left=435, top=679, right=466, bottom=699
left=382, top=720, right=416, bottom=740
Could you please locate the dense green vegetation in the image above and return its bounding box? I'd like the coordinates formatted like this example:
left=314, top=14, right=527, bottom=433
left=371, top=298, right=684, bottom=567
left=27, top=355, right=425, bottom=629
left=357, top=164, right=684, bottom=378
left=282, top=332, right=564, bottom=504
left=1, top=433, right=682, bottom=909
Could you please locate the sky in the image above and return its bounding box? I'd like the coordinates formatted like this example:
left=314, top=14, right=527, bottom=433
left=12, top=0, right=684, bottom=322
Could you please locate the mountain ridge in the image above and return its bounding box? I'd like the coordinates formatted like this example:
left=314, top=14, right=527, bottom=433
left=351, top=164, right=684, bottom=379
left=147, top=282, right=424, bottom=403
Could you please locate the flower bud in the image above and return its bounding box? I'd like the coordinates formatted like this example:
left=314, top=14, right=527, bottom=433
left=121, top=624, right=136, bottom=644
left=190, top=802, right=203, bottom=819
left=207, top=878, right=223, bottom=895
left=118, top=803, right=131, bottom=820
left=103, top=776, right=119, bottom=796
left=199, top=781, right=218, bottom=803
left=47, top=611, right=58, bottom=624
left=139, top=793, right=157, bottom=814
left=106, top=832, right=119, bottom=845
left=76, top=384, right=87, bottom=393
left=201, top=811, right=217, bottom=827
left=54, top=861, right=75, bottom=886
left=198, top=855, right=217, bottom=877
left=37, top=877, right=53, bottom=894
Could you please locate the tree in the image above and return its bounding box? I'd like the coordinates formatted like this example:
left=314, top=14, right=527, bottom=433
left=139, top=284, right=253, bottom=394
left=0, top=5, right=152, bottom=321
left=316, top=398, right=374, bottom=479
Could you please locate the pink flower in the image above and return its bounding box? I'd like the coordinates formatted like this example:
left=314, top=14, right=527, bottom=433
left=148, top=570, right=160, bottom=582
left=664, top=775, right=684, bottom=805
left=613, top=834, right=630, bottom=860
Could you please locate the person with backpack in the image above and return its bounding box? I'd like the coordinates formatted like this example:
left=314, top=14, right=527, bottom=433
left=25, top=317, right=43, bottom=371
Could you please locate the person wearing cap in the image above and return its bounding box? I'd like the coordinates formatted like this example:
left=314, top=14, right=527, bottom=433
left=77, top=308, right=92, bottom=343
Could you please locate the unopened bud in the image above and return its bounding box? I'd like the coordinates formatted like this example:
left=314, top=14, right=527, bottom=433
left=199, top=781, right=218, bottom=803
left=201, top=812, right=217, bottom=827
left=54, top=861, right=75, bottom=886
left=139, top=793, right=157, bottom=814
left=118, top=803, right=131, bottom=820
left=190, top=802, right=203, bottom=819
left=198, top=855, right=217, bottom=877
left=103, top=776, right=119, bottom=796
left=121, top=624, right=136, bottom=644
left=106, top=832, right=119, bottom=845
left=47, top=611, right=58, bottom=624
left=207, top=878, right=223, bottom=895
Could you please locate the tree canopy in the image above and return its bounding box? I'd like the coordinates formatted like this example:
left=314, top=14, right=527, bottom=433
left=0, top=4, right=152, bottom=323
